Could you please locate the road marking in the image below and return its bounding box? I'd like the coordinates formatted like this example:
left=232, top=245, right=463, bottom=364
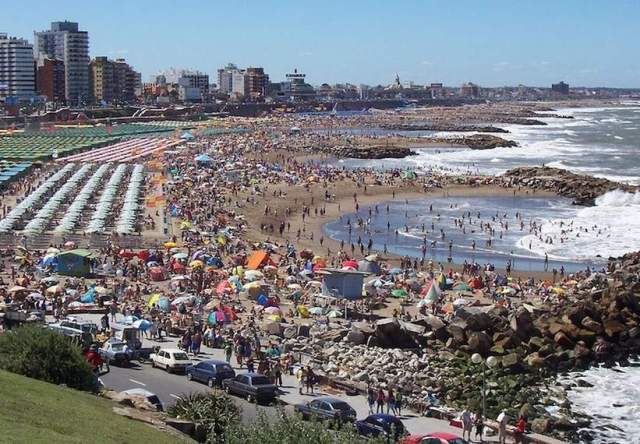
left=129, top=379, right=146, bottom=386
left=169, top=393, right=181, bottom=400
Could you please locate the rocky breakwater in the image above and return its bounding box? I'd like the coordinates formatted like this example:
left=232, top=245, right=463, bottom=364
left=378, top=123, right=509, bottom=133
left=426, top=134, right=518, bottom=150
left=503, top=166, right=637, bottom=205
left=325, top=144, right=417, bottom=159
left=277, top=252, right=640, bottom=442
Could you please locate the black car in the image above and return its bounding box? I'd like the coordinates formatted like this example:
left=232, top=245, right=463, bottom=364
left=294, top=396, right=357, bottom=424
left=222, top=372, right=278, bottom=404
left=186, top=360, right=236, bottom=387
left=355, top=414, right=406, bottom=440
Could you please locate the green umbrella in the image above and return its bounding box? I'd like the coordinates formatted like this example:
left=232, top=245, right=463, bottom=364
left=391, top=289, right=409, bottom=298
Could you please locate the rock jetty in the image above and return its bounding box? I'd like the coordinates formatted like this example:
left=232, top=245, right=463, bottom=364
left=379, top=124, right=510, bottom=133
left=426, top=134, right=518, bottom=150
left=325, top=144, right=417, bottom=159
left=503, top=166, right=637, bottom=205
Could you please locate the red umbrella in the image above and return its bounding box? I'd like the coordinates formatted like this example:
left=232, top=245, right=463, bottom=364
left=342, top=260, right=359, bottom=270
left=216, top=280, right=230, bottom=296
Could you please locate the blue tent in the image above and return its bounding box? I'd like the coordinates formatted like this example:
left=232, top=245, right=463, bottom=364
left=195, top=154, right=213, bottom=164
left=321, top=269, right=369, bottom=300
left=181, top=131, right=195, bottom=140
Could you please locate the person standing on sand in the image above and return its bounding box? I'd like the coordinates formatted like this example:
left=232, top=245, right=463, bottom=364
left=497, top=410, right=508, bottom=444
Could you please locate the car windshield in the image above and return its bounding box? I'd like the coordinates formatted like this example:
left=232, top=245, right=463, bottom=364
left=173, top=352, right=189, bottom=360
left=448, top=439, right=467, bottom=444
left=111, top=343, right=125, bottom=351
left=330, top=401, right=351, bottom=411
left=81, top=324, right=97, bottom=333
left=215, top=364, right=233, bottom=372
left=251, top=376, right=271, bottom=385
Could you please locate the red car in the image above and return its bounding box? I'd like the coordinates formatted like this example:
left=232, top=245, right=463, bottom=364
left=401, top=432, right=469, bottom=444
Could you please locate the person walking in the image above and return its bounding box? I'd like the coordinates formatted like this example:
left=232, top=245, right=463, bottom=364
left=273, top=360, right=283, bottom=387
left=296, top=366, right=306, bottom=395
left=376, top=388, right=386, bottom=414
left=461, top=406, right=473, bottom=441
left=387, top=388, right=396, bottom=415
left=367, top=386, right=376, bottom=414
left=224, top=340, right=233, bottom=363
left=474, top=412, right=484, bottom=443
left=305, top=366, right=315, bottom=394
left=497, top=410, right=508, bottom=444
left=395, top=390, right=403, bottom=416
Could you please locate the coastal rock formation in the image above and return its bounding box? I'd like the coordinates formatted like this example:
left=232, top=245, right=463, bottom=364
left=327, top=144, right=416, bottom=159
left=503, top=166, right=637, bottom=205
left=425, top=134, right=518, bottom=150
left=378, top=124, right=509, bottom=133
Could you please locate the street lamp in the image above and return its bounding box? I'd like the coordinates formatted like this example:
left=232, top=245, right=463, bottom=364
left=471, top=353, right=498, bottom=424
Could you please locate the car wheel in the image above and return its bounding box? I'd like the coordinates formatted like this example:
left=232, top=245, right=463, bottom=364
left=247, top=394, right=255, bottom=403
left=187, top=373, right=193, bottom=381
left=207, top=378, right=214, bottom=388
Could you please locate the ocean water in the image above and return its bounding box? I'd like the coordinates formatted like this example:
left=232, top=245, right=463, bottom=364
left=559, top=360, right=640, bottom=443
left=324, top=195, right=602, bottom=273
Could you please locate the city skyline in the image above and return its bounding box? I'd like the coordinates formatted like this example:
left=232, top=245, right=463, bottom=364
left=2, top=0, right=639, bottom=88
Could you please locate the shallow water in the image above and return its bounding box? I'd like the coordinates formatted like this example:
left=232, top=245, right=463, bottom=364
left=324, top=195, right=606, bottom=273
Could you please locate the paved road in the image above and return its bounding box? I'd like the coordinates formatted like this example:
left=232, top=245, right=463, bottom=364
left=99, top=350, right=280, bottom=424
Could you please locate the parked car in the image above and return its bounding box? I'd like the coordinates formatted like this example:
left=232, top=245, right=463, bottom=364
left=186, top=360, right=235, bottom=387
left=222, top=372, right=278, bottom=404
left=150, top=348, right=192, bottom=373
left=294, top=396, right=357, bottom=424
left=120, top=388, right=163, bottom=411
left=98, top=339, right=133, bottom=366
left=355, top=414, right=406, bottom=440
left=401, top=433, right=469, bottom=444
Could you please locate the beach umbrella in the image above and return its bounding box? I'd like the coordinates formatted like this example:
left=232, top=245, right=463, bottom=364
left=365, top=254, right=379, bottom=262
left=172, top=295, right=196, bottom=306
left=8, top=285, right=27, bottom=293
left=287, top=283, right=302, bottom=290
left=179, top=221, right=192, bottom=230
left=204, top=300, right=218, bottom=310
left=157, top=297, right=170, bottom=312
left=46, top=285, right=63, bottom=294
left=133, top=319, right=152, bottom=331
left=216, top=280, right=231, bottom=295
left=342, top=260, right=359, bottom=270
left=40, top=276, right=60, bottom=285
left=244, top=281, right=262, bottom=290
left=172, top=252, right=188, bottom=260
left=244, top=270, right=264, bottom=281
left=171, top=275, right=190, bottom=281
left=391, top=289, right=408, bottom=298
left=453, top=282, right=473, bottom=292
left=264, top=306, right=281, bottom=314
left=327, top=309, right=343, bottom=318
left=164, top=241, right=177, bottom=249
left=297, top=305, right=309, bottom=318
left=147, top=293, right=161, bottom=308
left=389, top=267, right=402, bottom=275
left=190, top=260, right=204, bottom=269
left=46, top=247, right=60, bottom=255
left=308, top=307, right=324, bottom=315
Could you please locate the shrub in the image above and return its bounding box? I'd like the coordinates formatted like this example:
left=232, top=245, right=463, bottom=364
left=168, top=391, right=241, bottom=442
left=223, top=411, right=387, bottom=444
left=0, top=325, right=95, bottom=391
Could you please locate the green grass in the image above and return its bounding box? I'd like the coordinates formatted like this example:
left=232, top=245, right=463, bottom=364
left=0, top=370, right=182, bottom=443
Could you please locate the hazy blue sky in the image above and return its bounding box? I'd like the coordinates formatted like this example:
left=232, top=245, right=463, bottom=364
left=4, top=0, right=639, bottom=87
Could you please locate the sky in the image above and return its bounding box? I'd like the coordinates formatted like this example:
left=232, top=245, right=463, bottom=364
left=4, top=0, right=639, bottom=88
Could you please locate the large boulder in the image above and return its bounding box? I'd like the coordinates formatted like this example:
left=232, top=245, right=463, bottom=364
left=603, top=319, right=626, bottom=338
left=467, top=331, right=492, bottom=354
left=581, top=317, right=603, bottom=334
left=346, top=329, right=367, bottom=345
left=509, top=307, right=535, bottom=338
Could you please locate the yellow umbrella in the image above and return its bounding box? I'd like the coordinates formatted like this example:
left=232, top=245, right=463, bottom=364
left=164, top=241, right=177, bottom=248
left=147, top=293, right=161, bottom=308
left=46, top=285, right=62, bottom=294
left=190, top=260, right=204, bottom=269
left=94, top=286, right=109, bottom=295
left=179, top=221, right=192, bottom=230
left=297, top=305, right=309, bottom=318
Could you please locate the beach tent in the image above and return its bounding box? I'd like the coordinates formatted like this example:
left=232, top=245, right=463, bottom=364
left=246, top=250, right=275, bottom=270
left=358, top=259, right=381, bottom=274
left=195, top=153, right=213, bottom=164
left=181, top=131, right=195, bottom=140
left=319, top=268, right=369, bottom=300
left=55, top=249, right=97, bottom=277
left=149, top=267, right=166, bottom=281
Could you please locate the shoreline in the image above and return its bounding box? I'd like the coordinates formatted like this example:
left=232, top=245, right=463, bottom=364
left=242, top=178, right=560, bottom=280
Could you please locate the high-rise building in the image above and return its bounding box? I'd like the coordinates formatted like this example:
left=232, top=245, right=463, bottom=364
left=551, top=81, right=569, bottom=95
left=244, top=67, right=268, bottom=102
left=34, top=21, right=89, bottom=103
left=217, top=63, right=243, bottom=94
left=0, top=33, right=36, bottom=101
left=89, top=56, right=139, bottom=103
left=36, top=56, right=65, bottom=102
left=178, top=71, right=209, bottom=94
left=460, top=82, right=480, bottom=97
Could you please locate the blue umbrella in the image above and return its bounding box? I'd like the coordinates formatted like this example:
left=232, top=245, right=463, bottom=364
left=389, top=267, right=402, bottom=275
left=133, top=319, right=152, bottom=331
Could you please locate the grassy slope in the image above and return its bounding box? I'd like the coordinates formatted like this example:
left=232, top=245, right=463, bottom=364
left=0, top=370, right=181, bottom=444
